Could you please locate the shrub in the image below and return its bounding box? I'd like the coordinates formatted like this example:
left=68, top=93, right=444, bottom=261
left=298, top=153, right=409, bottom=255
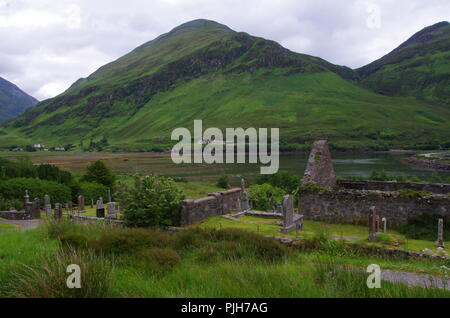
left=81, top=160, right=115, bottom=188
left=59, top=232, right=88, bottom=249
left=216, top=174, right=230, bottom=189
left=255, top=171, right=300, bottom=194
left=91, top=228, right=168, bottom=254
left=398, top=214, right=450, bottom=241
left=298, top=182, right=328, bottom=195
left=248, top=184, right=284, bottom=211
left=122, top=174, right=185, bottom=228
left=0, top=178, right=72, bottom=207
left=79, top=181, right=108, bottom=202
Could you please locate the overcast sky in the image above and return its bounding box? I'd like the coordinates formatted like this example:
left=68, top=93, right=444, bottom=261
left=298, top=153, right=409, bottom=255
left=0, top=0, right=448, bottom=100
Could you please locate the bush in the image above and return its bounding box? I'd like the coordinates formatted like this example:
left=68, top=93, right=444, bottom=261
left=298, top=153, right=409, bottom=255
left=81, top=160, right=115, bottom=188
left=91, top=228, right=155, bottom=254
left=248, top=184, right=285, bottom=211
left=398, top=214, right=450, bottom=241
left=216, top=174, right=230, bottom=189
left=59, top=232, right=88, bottom=249
left=122, top=174, right=185, bottom=228
left=255, top=171, right=300, bottom=194
left=0, top=178, right=72, bottom=208
left=79, top=181, right=108, bottom=202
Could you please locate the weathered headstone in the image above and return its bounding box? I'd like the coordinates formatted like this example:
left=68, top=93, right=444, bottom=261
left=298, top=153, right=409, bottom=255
left=437, top=218, right=445, bottom=248
left=90, top=199, right=94, bottom=208
left=269, top=194, right=276, bottom=212
left=24, top=190, right=30, bottom=211
left=54, top=203, right=62, bottom=220
left=382, top=217, right=387, bottom=233
left=240, top=178, right=250, bottom=211
left=31, top=198, right=40, bottom=219
left=368, top=206, right=377, bottom=242
left=375, top=215, right=380, bottom=233
left=302, top=140, right=336, bottom=189
left=44, top=194, right=52, bottom=216
left=96, top=199, right=105, bottom=218
left=78, top=195, right=85, bottom=212
left=107, top=202, right=116, bottom=216
left=281, top=195, right=304, bottom=233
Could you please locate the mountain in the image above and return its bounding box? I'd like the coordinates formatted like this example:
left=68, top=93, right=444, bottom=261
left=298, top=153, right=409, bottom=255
left=357, top=21, right=450, bottom=105
left=0, top=77, right=38, bottom=123
left=1, top=19, right=450, bottom=151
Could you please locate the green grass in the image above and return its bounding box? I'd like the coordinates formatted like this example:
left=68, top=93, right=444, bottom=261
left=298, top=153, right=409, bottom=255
left=0, top=221, right=448, bottom=298
left=198, top=215, right=450, bottom=253
left=2, top=21, right=449, bottom=151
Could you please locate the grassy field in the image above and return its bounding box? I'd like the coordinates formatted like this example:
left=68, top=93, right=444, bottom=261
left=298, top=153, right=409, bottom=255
left=197, top=216, right=449, bottom=254
left=0, top=220, right=448, bottom=298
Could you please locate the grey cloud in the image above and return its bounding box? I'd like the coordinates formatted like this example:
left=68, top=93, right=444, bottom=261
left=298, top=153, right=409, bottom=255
left=0, top=0, right=448, bottom=100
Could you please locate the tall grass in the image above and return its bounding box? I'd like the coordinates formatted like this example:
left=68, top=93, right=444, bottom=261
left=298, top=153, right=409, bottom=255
left=1, top=247, right=113, bottom=298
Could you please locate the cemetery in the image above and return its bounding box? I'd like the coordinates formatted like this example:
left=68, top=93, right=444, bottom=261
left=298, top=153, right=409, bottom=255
left=0, top=140, right=449, bottom=297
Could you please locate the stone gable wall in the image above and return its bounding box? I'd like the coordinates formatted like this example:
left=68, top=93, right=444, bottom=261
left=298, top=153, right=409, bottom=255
left=181, top=188, right=242, bottom=225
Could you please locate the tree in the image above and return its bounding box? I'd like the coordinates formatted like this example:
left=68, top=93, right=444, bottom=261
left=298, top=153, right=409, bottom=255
left=82, top=161, right=115, bottom=188
left=123, top=174, right=185, bottom=228
left=216, top=174, right=230, bottom=189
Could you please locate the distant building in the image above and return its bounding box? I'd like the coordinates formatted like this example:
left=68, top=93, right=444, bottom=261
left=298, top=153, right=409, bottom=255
left=54, top=147, right=66, bottom=151
left=34, top=144, right=43, bottom=149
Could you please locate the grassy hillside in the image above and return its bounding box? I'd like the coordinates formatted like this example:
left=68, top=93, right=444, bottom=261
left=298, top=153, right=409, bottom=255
left=357, top=21, right=450, bottom=106
left=0, top=77, right=38, bottom=123
left=1, top=19, right=449, bottom=151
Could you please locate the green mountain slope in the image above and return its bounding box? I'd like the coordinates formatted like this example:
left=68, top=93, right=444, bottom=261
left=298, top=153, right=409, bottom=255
left=357, top=21, right=450, bottom=105
left=1, top=19, right=449, bottom=151
left=0, top=77, right=38, bottom=123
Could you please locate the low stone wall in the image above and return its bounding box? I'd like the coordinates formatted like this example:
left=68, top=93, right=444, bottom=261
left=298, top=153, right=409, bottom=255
left=338, top=180, right=450, bottom=194
left=299, top=189, right=450, bottom=226
left=70, top=214, right=124, bottom=226
left=181, top=188, right=242, bottom=225
left=0, top=211, right=30, bottom=220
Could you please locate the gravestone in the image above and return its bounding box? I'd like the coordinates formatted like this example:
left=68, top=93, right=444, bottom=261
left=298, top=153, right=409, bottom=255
left=24, top=190, right=30, bottom=206
left=281, top=195, right=304, bottom=233
left=268, top=195, right=276, bottom=212
left=368, top=206, right=377, bottom=242
left=107, top=202, right=116, bottom=216
left=302, top=140, right=336, bottom=189
left=437, top=218, right=444, bottom=248
left=375, top=215, right=380, bottom=233
left=31, top=198, right=40, bottom=219
left=90, top=199, right=94, bottom=208
left=44, top=194, right=52, bottom=216
left=54, top=203, right=62, bottom=220
left=382, top=217, right=387, bottom=233
left=240, top=178, right=250, bottom=212
left=276, top=203, right=283, bottom=214
left=96, top=199, right=105, bottom=218
left=108, top=189, right=112, bottom=203
left=78, top=195, right=85, bottom=212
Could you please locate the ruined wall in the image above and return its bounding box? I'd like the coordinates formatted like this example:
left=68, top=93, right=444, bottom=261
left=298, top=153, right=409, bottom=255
left=299, top=189, right=450, bottom=226
left=0, top=211, right=30, bottom=220
left=181, top=188, right=242, bottom=225
left=338, top=180, right=450, bottom=194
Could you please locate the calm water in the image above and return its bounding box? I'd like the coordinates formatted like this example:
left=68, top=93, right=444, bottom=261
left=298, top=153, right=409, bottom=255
left=169, top=153, right=450, bottom=182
